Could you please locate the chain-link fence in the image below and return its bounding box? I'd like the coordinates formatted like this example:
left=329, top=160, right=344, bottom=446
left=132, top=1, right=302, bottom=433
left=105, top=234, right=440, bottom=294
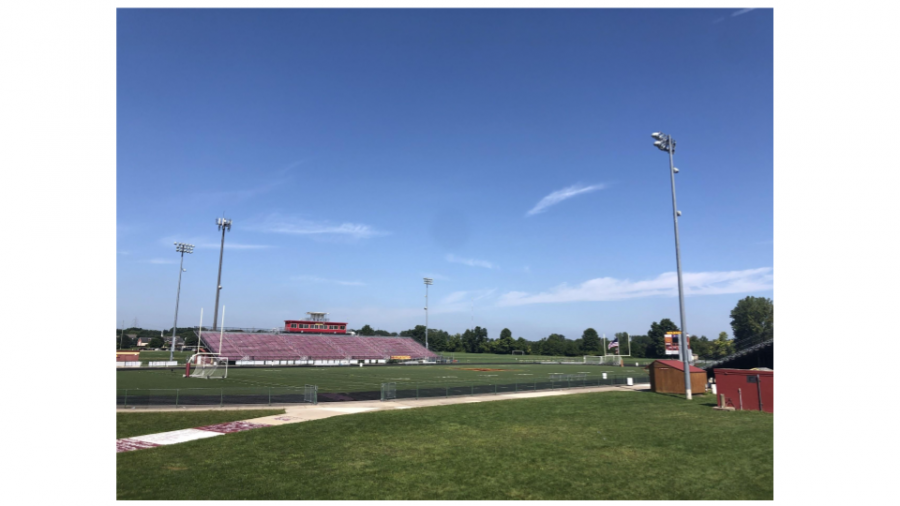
left=116, top=386, right=317, bottom=408
left=380, top=373, right=650, bottom=401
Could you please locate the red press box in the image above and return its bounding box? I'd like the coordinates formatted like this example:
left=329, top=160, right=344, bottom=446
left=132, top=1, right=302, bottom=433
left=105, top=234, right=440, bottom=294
left=714, top=368, right=773, bottom=413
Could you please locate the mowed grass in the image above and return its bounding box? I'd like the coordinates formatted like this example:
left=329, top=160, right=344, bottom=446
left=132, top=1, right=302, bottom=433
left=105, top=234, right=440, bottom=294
left=117, top=409, right=285, bottom=439
left=117, top=362, right=649, bottom=394
left=442, top=352, right=655, bottom=366
left=116, top=391, right=772, bottom=500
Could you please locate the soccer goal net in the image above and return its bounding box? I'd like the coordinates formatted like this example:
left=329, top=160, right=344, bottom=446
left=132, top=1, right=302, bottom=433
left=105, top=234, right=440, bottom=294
left=185, top=353, right=228, bottom=379
left=584, top=355, right=624, bottom=366
left=511, top=350, right=525, bottom=355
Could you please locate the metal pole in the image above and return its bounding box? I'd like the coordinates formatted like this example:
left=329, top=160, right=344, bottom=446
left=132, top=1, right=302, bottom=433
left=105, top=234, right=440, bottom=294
left=196, top=308, right=203, bottom=355
left=170, top=251, right=185, bottom=362
left=425, top=283, right=429, bottom=350
left=218, top=306, right=226, bottom=356
left=212, top=221, right=227, bottom=330
left=668, top=140, right=692, bottom=400
left=119, top=320, right=125, bottom=350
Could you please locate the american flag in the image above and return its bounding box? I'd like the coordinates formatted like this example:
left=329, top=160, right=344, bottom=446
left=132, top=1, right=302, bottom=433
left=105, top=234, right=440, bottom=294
left=608, top=338, right=619, bottom=350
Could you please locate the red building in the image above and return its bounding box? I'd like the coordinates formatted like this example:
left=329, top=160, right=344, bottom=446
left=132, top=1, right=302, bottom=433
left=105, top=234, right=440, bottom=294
left=284, top=312, right=348, bottom=334
left=714, top=368, right=773, bottom=413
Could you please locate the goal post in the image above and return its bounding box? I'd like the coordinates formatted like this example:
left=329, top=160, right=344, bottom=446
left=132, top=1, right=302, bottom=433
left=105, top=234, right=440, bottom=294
left=185, top=353, right=228, bottom=379
left=585, top=355, right=625, bottom=366
left=511, top=350, right=525, bottom=356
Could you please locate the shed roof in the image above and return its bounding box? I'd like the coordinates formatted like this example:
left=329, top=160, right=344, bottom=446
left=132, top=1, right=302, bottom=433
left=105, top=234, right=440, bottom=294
left=652, top=359, right=706, bottom=373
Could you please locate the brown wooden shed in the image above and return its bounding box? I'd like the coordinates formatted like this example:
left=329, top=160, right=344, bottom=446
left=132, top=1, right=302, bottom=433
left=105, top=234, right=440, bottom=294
left=648, top=360, right=707, bottom=395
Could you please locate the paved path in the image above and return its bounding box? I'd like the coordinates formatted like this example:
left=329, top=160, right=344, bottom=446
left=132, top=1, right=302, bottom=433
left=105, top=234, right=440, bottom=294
left=117, top=383, right=649, bottom=453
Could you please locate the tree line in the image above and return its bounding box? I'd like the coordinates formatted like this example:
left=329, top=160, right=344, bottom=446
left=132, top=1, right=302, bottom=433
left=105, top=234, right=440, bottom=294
left=118, top=296, right=772, bottom=361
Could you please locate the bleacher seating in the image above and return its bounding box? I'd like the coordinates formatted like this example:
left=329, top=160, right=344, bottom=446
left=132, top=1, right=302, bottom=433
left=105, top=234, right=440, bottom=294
left=200, top=332, right=439, bottom=362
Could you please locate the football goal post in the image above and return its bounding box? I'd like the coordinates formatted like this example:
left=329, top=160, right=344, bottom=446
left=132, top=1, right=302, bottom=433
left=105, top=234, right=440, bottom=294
left=584, top=355, right=625, bottom=366
left=185, top=353, right=228, bottom=379
left=512, top=350, right=525, bottom=356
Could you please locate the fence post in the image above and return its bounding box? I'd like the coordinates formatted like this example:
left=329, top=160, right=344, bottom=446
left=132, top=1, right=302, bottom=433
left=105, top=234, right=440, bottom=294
left=176, top=389, right=179, bottom=407
left=515, top=382, right=518, bottom=393
left=220, top=388, right=224, bottom=407
left=123, top=389, right=128, bottom=408
left=416, top=383, right=419, bottom=400
left=494, top=384, right=497, bottom=395
left=268, top=387, right=271, bottom=406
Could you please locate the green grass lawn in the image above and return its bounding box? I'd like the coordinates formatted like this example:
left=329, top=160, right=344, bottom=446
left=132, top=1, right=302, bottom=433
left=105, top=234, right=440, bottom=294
left=441, top=351, right=655, bottom=366
left=117, top=409, right=285, bottom=439
left=117, top=362, right=650, bottom=395
left=116, top=390, right=772, bottom=500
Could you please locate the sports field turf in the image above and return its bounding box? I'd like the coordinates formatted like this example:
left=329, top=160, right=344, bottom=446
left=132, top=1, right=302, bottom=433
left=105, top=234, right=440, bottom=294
left=117, top=362, right=649, bottom=395
left=117, top=409, right=285, bottom=439
left=116, top=390, right=773, bottom=500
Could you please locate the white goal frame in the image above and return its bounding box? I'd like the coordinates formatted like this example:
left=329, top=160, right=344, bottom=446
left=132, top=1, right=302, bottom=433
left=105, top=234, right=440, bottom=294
left=511, top=350, right=525, bottom=355
left=185, top=352, right=228, bottom=379
left=584, top=355, right=625, bottom=366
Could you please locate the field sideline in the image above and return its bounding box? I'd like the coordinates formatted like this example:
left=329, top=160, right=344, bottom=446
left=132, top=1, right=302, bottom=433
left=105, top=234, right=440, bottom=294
left=117, top=362, right=650, bottom=394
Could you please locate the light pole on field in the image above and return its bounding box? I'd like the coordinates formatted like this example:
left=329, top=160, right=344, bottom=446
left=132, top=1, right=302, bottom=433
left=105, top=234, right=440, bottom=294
left=212, top=216, right=231, bottom=330
left=170, top=242, right=194, bottom=361
left=651, top=131, right=692, bottom=400
left=423, top=278, right=433, bottom=350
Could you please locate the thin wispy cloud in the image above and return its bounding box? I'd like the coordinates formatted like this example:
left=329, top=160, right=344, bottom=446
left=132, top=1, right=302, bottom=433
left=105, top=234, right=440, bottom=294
left=526, top=183, right=605, bottom=216
left=249, top=214, right=387, bottom=240
left=714, top=8, right=756, bottom=23
left=147, top=258, right=178, bottom=265
left=160, top=236, right=271, bottom=250
left=293, top=275, right=365, bottom=286
left=195, top=242, right=271, bottom=250
left=497, top=267, right=773, bottom=306
left=446, top=253, right=495, bottom=269
left=435, top=288, right=497, bottom=314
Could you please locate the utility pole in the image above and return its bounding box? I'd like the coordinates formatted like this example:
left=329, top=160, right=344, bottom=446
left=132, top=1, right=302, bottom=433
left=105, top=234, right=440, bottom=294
left=170, top=242, right=194, bottom=361
left=424, top=278, right=433, bottom=350
left=651, top=131, right=692, bottom=399
left=212, top=216, right=232, bottom=330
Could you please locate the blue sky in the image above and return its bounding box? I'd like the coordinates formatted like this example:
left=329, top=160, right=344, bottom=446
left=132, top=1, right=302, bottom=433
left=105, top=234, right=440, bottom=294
left=116, top=8, right=773, bottom=340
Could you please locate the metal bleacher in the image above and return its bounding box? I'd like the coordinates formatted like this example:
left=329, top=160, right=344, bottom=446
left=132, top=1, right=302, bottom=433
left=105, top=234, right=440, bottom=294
left=199, top=332, right=439, bottom=362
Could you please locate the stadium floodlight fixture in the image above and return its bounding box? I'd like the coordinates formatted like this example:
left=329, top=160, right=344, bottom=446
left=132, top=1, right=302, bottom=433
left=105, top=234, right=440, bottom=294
left=170, top=242, right=194, bottom=361
left=651, top=130, right=691, bottom=399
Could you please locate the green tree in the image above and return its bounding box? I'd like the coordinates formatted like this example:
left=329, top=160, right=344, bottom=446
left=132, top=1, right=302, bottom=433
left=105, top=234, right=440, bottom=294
left=542, top=334, right=566, bottom=356
left=730, top=296, right=774, bottom=351
left=581, top=328, right=600, bottom=354
left=628, top=335, right=652, bottom=358
left=495, top=333, right=515, bottom=354
left=358, top=325, right=375, bottom=336
left=711, top=332, right=735, bottom=359
left=648, top=319, right=680, bottom=358
left=148, top=337, right=164, bottom=348
left=692, top=335, right=712, bottom=359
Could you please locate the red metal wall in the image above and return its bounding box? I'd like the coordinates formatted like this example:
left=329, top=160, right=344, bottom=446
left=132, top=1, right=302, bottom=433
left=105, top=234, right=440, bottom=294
left=714, top=369, right=773, bottom=413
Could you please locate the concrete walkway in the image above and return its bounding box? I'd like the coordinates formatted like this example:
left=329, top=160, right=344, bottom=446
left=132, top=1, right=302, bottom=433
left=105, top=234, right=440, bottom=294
left=117, top=383, right=650, bottom=452
left=245, top=383, right=649, bottom=425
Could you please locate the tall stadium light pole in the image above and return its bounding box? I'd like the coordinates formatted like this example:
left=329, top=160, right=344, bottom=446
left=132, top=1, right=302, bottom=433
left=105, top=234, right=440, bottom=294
left=212, top=217, right=232, bottom=330
left=652, top=131, right=692, bottom=400
left=170, top=242, right=194, bottom=361
left=424, top=278, right=433, bottom=350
